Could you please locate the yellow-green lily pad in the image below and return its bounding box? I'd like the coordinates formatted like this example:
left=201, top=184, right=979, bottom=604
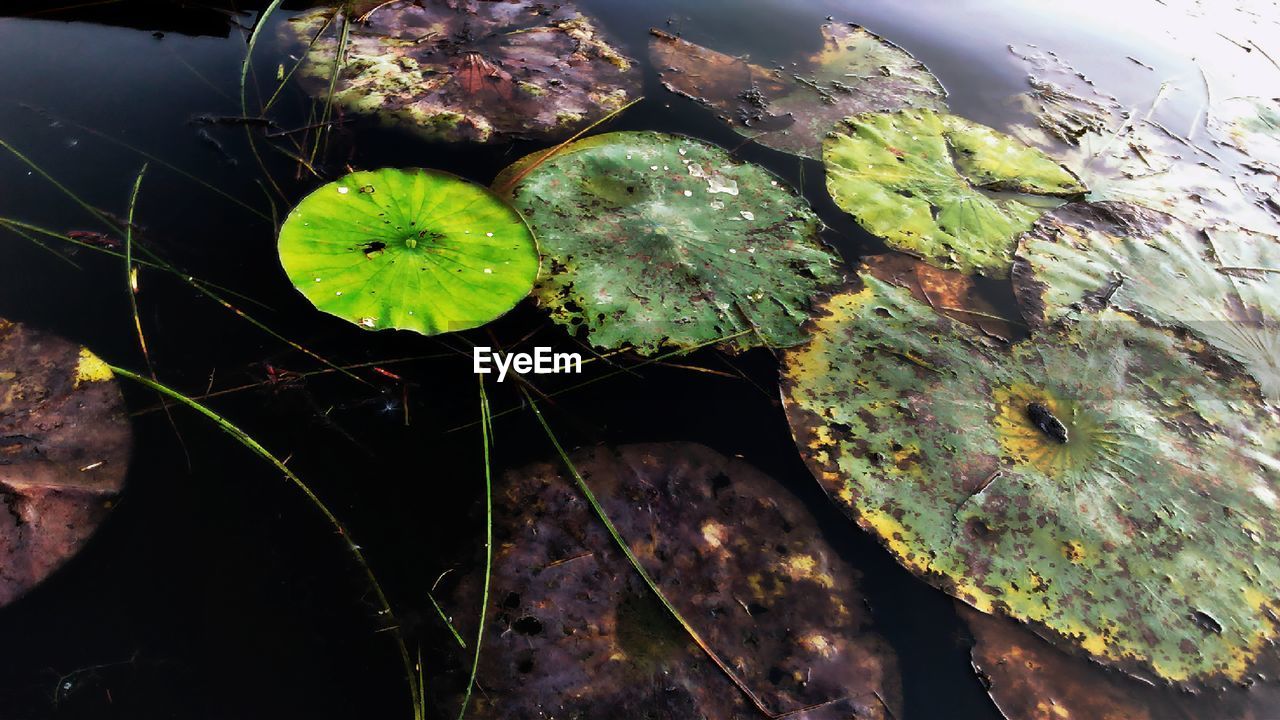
left=277, top=168, right=539, bottom=336
left=823, top=109, right=1086, bottom=277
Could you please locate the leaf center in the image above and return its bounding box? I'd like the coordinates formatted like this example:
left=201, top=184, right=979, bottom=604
left=1026, top=401, right=1069, bottom=444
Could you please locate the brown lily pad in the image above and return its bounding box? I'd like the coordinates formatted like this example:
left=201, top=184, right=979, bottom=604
left=650, top=24, right=947, bottom=159
left=0, top=320, right=131, bottom=607
left=454, top=442, right=901, bottom=719
left=862, top=254, right=1020, bottom=342
left=286, top=0, right=639, bottom=143
left=964, top=604, right=1280, bottom=720
left=965, top=604, right=1156, bottom=720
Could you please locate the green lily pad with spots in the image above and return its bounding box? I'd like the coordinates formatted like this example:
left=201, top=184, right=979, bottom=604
left=500, top=131, right=843, bottom=355
left=1013, top=201, right=1280, bottom=404
left=649, top=23, right=947, bottom=160
left=780, top=275, right=1280, bottom=684
left=278, top=168, right=539, bottom=335
left=823, top=109, right=1086, bottom=278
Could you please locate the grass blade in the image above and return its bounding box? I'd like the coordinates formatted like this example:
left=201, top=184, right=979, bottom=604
left=456, top=375, right=494, bottom=720
left=493, top=96, right=642, bottom=196
left=123, top=164, right=191, bottom=467
left=523, top=390, right=777, bottom=718
left=309, top=14, right=351, bottom=165
left=105, top=365, right=424, bottom=719
left=240, top=0, right=289, bottom=202
left=0, top=218, right=81, bottom=268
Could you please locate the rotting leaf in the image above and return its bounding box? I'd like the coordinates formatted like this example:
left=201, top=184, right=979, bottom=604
left=1212, top=97, right=1280, bottom=174
left=1007, top=46, right=1280, bottom=237
left=780, top=275, right=1280, bottom=684
left=499, top=131, right=843, bottom=355
left=452, top=443, right=901, bottom=719
left=1013, top=200, right=1280, bottom=404
left=277, top=168, right=539, bottom=336
left=649, top=23, right=947, bottom=160
left=823, top=109, right=1086, bottom=278
left=964, top=605, right=1155, bottom=720
left=964, top=604, right=1280, bottom=720
left=861, top=253, right=1019, bottom=342
left=0, top=320, right=131, bottom=608
left=285, top=0, right=639, bottom=143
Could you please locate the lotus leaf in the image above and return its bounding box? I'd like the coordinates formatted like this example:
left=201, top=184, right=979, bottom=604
left=286, top=0, right=638, bottom=143
left=454, top=443, right=901, bottom=719
left=0, top=320, right=131, bottom=607
left=650, top=24, right=947, bottom=159
left=1013, top=201, right=1280, bottom=404
left=780, top=275, right=1280, bottom=683
left=823, top=109, right=1086, bottom=277
left=277, top=168, right=538, bottom=335
left=501, top=131, right=843, bottom=354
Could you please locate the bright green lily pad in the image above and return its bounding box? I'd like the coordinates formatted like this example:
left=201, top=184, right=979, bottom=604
left=650, top=23, right=947, bottom=160
left=1013, top=201, right=1280, bottom=404
left=501, top=131, right=843, bottom=355
left=781, top=275, right=1280, bottom=684
left=823, top=109, right=1086, bottom=277
left=278, top=168, right=538, bottom=335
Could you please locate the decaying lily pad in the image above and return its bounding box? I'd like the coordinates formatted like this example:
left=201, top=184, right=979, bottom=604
left=780, top=275, right=1280, bottom=683
left=0, top=320, right=131, bottom=607
left=862, top=253, right=1019, bottom=342
left=455, top=442, right=901, bottom=719
left=1013, top=201, right=1280, bottom=404
left=649, top=24, right=947, bottom=160
left=965, top=605, right=1280, bottom=720
left=286, top=0, right=638, bottom=143
left=277, top=168, right=539, bottom=336
left=964, top=605, right=1156, bottom=720
left=1212, top=97, right=1280, bottom=174
left=1007, top=46, right=1280, bottom=237
left=824, top=109, right=1086, bottom=277
left=501, top=131, right=843, bottom=354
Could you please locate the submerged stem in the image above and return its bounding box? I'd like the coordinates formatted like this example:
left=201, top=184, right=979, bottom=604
left=456, top=377, right=494, bottom=720
left=123, top=164, right=190, bottom=467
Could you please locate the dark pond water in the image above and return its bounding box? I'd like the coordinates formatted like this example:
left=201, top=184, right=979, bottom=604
left=0, top=1, right=1275, bottom=718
